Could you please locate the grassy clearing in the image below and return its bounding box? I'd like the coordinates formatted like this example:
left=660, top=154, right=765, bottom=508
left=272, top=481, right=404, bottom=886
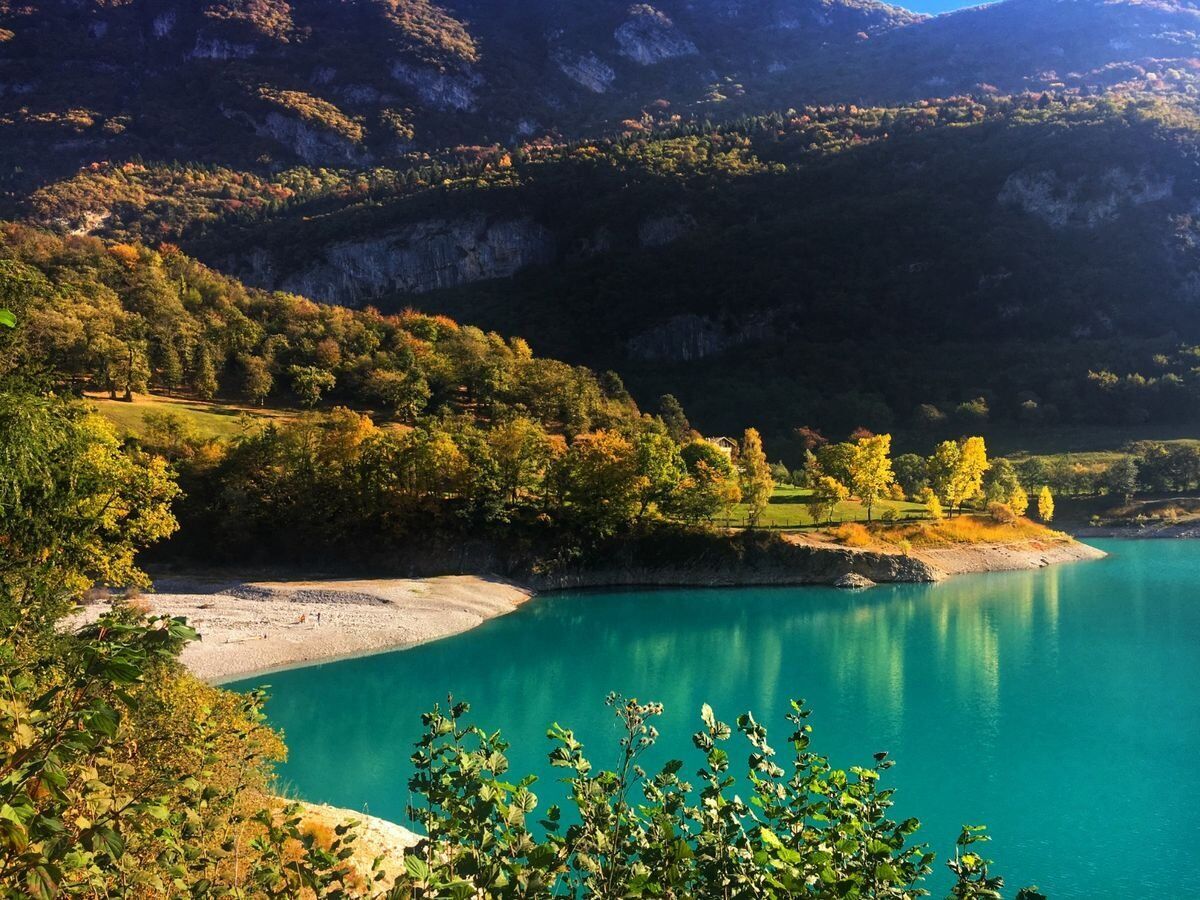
left=727, top=484, right=926, bottom=529
left=85, top=392, right=293, bottom=441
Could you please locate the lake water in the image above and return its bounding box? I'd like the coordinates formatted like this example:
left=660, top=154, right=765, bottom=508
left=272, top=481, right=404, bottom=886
left=229, top=539, right=1200, bottom=898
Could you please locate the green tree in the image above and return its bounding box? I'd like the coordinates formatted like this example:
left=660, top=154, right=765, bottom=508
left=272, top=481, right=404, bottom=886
left=848, top=433, right=894, bottom=522
left=811, top=474, right=850, bottom=525
left=193, top=342, right=219, bottom=400
left=1105, top=456, right=1139, bottom=502
left=159, top=341, right=184, bottom=395
left=289, top=364, right=336, bottom=408
left=362, top=368, right=431, bottom=421
left=739, top=427, right=774, bottom=526
left=893, top=453, right=929, bottom=499
left=241, top=353, right=274, bottom=405
left=633, top=430, right=687, bottom=522
left=658, top=393, right=691, bottom=443
left=983, top=457, right=1021, bottom=505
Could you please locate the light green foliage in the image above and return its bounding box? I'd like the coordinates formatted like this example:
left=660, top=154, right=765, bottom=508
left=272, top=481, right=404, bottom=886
left=394, top=695, right=1024, bottom=898
left=289, top=364, right=337, bottom=407
left=633, top=430, right=687, bottom=522
left=982, top=458, right=1018, bottom=504
left=0, top=392, right=179, bottom=630
left=812, top=475, right=851, bottom=525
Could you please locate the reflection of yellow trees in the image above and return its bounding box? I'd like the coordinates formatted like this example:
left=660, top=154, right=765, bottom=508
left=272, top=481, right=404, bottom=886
left=258, top=572, right=1075, bottom=817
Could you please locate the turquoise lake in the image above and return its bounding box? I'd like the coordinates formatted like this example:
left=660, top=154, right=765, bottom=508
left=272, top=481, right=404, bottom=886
left=229, top=539, right=1200, bottom=897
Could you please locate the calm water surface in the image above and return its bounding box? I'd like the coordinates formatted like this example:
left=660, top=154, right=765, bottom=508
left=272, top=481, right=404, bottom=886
left=230, top=540, right=1200, bottom=898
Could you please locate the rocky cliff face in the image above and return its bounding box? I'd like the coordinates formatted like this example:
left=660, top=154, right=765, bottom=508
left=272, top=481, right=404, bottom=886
left=626, top=312, right=776, bottom=362
left=556, top=52, right=617, bottom=93
left=390, top=62, right=481, bottom=112
left=614, top=6, right=699, bottom=65
left=1000, top=166, right=1174, bottom=228
left=241, top=215, right=555, bottom=306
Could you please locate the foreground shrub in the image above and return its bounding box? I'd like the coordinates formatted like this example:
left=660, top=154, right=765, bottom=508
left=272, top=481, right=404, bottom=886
left=397, top=694, right=1034, bottom=899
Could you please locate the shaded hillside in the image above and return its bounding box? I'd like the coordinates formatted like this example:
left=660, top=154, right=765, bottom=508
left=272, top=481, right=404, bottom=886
left=82, top=93, right=1194, bottom=436
left=138, top=93, right=1190, bottom=439
left=2, top=0, right=1197, bottom=191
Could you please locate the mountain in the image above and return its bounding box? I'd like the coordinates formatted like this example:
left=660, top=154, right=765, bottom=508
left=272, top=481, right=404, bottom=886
left=2, top=0, right=1197, bottom=193
left=100, top=92, right=1198, bottom=438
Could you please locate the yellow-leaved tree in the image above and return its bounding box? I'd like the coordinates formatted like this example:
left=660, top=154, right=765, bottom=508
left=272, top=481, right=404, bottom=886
left=927, top=436, right=989, bottom=516
left=1038, top=485, right=1055, bottom=522
left=1010, top=484, right=1029, bottom=517
left=848, top=433, right=895, bottom=522
left=739, top=427, right=774, bottom=526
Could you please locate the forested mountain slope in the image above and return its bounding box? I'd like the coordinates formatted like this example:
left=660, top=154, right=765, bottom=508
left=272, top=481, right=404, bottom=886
left=1, top=0, right=1196, bottom=191
left=47, top=93, right=1196, bottom=439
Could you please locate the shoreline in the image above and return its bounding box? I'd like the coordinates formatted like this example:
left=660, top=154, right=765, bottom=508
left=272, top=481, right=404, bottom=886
left=75, top=535, right=1107, bottom=683
left=72, top=573, right=534, bottom=684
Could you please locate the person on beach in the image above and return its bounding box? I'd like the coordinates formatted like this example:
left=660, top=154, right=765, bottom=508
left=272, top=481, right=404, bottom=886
left=316, top=611, right=321, bottom=626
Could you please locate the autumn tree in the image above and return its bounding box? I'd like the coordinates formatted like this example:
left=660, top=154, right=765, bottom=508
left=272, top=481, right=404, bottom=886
left=1038, top=485, right=1055, bottom=523
left=1010, top=484, right=1029, bottom=517
left=928, top=436, right=989, bottom=516
left=922, top=487, right=944, bottom=521
left=739, top=427, right=774, bottom=526
left=848, top=433, right=894, bottom=522
left=956, top=436, right=990, bottom=512
left=0, top=391, right=179, bottom=630
left=489, top=416, right=555, bottom=506
left=668, top=441, right=741, bottom=525
left=556, top=430, right=640, bottom=537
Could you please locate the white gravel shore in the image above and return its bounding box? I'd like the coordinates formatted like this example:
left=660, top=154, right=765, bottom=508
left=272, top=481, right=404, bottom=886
left=73, top=573, right=532, bottom=682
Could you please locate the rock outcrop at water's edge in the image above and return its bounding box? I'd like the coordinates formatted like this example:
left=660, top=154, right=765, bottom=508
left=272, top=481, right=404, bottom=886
left=523, top=530, right=942, bottom=591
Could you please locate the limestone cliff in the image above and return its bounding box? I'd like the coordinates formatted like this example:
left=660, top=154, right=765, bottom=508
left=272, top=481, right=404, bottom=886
left=239, top=215, right=555, bottom=306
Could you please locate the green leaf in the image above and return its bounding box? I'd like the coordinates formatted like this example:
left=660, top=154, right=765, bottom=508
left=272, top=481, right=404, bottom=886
left=403, top=854, right=431, bottom=882
left=0, top=309, right=14, bottom=328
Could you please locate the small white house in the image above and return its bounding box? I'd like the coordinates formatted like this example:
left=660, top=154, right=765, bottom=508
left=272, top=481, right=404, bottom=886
left=706, top=436, right=737, bottom=457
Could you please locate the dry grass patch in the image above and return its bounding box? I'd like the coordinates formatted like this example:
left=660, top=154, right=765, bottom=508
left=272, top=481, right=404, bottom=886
left=828, top=522, right=873, bottom=547
left=870, top=515, right=1065, bottom=548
